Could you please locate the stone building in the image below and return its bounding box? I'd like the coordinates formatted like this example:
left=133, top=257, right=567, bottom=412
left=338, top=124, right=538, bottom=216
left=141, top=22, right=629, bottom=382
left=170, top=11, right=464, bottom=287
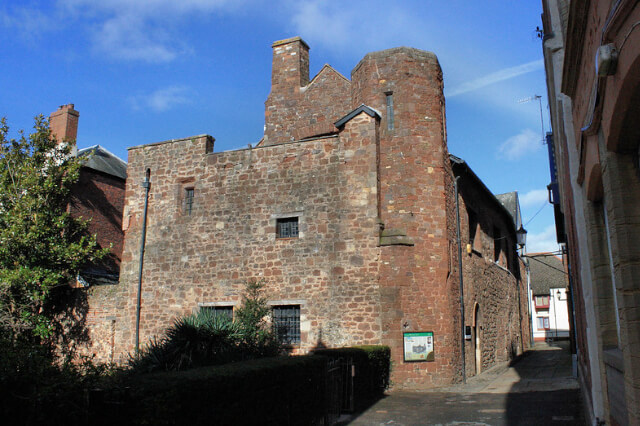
left=541, top=0, right=640, bottom=423
left=86, top=37, right=528, bottom=388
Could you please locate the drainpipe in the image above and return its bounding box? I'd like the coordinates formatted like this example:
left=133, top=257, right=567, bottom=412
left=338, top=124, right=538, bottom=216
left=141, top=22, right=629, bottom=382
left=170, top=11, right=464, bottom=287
left=454, top=176, right=466, bottom=383
left=135, top=168, right=151, bottom=353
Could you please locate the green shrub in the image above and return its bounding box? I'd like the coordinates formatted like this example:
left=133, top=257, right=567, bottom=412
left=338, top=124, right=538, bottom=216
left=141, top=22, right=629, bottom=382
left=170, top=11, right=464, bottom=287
left=234, top=278, right=281, bottom=357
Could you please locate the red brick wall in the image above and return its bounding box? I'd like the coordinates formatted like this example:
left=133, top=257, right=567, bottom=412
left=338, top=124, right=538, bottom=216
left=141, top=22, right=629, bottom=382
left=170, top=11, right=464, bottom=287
left=70, top=168, right=125, bottom=271
left=58, top=167, right=125, bottom=361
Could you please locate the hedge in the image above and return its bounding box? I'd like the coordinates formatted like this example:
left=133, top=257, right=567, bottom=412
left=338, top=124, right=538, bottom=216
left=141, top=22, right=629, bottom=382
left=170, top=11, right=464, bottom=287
left=93, top=355, right=328, bottom=425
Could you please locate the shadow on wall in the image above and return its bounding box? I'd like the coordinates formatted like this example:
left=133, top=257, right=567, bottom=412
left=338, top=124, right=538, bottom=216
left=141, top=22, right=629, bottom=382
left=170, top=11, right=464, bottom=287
left=47, top=286, right=91, bottom=360
left=70, top=173, right=124, bottom=273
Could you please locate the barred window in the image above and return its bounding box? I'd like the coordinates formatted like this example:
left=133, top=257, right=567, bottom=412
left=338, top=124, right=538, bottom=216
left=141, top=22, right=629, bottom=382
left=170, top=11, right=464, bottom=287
left=276, top=217, right=299, bottom=238
left=185, top=188, right=195, bottom=215
left=273, top=305, right=300, bottom=345
left=386, top=92, right=394, bottom=130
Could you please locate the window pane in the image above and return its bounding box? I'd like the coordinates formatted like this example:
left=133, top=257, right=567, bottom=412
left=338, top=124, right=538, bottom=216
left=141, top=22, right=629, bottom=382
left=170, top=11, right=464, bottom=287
left=273, top=305, right=300, bottom=344
left=276, top=217, right=299, bottom=238
left=185, top=188, right=194, bottom=215
left=386, top=93, right=394, bottom=130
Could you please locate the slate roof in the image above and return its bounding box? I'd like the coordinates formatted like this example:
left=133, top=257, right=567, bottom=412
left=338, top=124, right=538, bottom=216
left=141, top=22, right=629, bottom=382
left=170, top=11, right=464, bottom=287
left=528, top=254, right=566, bottom=295
left=77, top=145, right=127, bottom=180
left=334, top=104, right=381, bottom=128
left=449, top=154, right=516, bottom=233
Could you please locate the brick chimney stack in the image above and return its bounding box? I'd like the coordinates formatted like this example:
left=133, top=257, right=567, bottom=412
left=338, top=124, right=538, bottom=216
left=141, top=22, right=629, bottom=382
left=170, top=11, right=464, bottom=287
left=270, top=37, right=310, bottom=93
left=49, top=104, right=79, bottom=156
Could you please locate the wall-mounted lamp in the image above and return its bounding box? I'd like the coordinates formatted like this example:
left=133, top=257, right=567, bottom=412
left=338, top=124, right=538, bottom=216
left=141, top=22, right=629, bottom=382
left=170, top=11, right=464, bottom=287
left=516, top=225, right=527, bottom=248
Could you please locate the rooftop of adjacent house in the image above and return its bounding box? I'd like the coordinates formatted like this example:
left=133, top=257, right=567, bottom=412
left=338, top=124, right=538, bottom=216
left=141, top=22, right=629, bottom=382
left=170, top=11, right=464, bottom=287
left=528, top=253, right=566, bottom=295
left=496, top=191, right=523, bottom=230
left=449, top=154, right=517, bottom=232
left=77, top=145, right=127, bottom=180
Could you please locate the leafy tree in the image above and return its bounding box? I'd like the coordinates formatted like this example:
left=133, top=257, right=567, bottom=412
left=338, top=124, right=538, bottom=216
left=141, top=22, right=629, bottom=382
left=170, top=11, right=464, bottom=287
left=0, top=116, right=106, bottom=342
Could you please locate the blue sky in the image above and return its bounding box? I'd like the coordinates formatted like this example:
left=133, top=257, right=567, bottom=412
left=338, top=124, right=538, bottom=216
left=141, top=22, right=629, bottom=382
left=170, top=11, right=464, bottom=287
left=1, top=0, right=558, bottom=253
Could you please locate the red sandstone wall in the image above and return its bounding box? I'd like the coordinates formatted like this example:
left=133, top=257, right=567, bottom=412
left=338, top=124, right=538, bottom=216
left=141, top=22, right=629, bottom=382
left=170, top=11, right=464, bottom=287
left=457, top=175, right=528, bottom=376
left=264, top=38, right=352, bottom=145
left=116, top=125, right=382, bottom=357
left=351, top=47, right=459, bottom=388
left=94, top=41, right=527, bottom=392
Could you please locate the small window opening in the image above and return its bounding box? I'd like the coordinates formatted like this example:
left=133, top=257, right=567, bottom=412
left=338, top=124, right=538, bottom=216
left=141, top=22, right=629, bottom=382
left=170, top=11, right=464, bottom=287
left=185, top=188, right=194, bottom=215
left=276, top=217, right=299, bottom=238
left=386, top=92, right=394, bottom=130
left=205, top=136, right=214, bottom=154
left=273, top=305, right=300, bottom=345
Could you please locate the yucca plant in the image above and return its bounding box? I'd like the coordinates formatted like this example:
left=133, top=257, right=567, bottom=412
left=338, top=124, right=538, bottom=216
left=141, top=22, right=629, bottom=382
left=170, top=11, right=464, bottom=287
left=129, top=310, right=243, bottom=372
left=129, top=279, right=283, bottom=373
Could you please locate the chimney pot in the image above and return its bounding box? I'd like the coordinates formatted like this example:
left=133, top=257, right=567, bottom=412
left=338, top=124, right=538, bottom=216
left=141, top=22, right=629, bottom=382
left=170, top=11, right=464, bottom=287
left=49, top=104, right=79, bottom=155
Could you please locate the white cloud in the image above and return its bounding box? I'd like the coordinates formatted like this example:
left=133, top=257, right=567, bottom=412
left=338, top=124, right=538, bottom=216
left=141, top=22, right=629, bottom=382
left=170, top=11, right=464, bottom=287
left=60, top=0, right=241, bottom=62
left=291, top=2, right=352, bottom=47
left=289, top=1, right=418, bottom=52
left=447, top=60, right=543, bottom=97
left=4, top=0, right=246, bottom=62
left=129, top=86, right=192, bottom=112
left=498, top=128, right=542, bottom=160
left=526, top=225, right=559, bottom=254
left=519, top=189, right=548, bottom=208
left=0, top=6, right=57, bottom=41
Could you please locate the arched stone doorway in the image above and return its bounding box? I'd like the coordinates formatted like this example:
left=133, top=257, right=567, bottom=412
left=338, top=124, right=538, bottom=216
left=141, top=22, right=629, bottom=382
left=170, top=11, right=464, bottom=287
left=473, top=303, right=481, bottom=375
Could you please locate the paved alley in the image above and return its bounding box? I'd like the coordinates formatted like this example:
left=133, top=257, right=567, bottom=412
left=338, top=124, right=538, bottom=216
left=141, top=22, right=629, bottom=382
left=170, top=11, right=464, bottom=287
left=345, top=341, right=584, bottom=425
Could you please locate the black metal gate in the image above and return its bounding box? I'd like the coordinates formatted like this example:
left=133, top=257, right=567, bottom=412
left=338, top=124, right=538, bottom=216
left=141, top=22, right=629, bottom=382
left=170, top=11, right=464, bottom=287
left=325, top=356, right=354, bottom=425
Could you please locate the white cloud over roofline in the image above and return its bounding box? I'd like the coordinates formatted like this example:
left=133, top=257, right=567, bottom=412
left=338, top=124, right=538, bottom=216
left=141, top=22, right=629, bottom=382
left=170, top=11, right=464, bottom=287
left=520, top=188, right=548, bottom=208
left=526, top=225, right=559, bottom=254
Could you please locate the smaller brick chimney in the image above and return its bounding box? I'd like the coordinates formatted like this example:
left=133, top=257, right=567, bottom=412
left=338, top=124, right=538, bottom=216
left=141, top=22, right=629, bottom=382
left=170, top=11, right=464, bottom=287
left=270, top=36, right=310, bottom=93
left=49, top=104, right=79, bottom=155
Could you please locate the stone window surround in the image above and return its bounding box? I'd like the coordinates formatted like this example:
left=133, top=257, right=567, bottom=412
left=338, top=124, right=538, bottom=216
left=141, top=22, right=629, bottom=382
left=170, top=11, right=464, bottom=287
left=177, top=177, right=196, bottom=216
left=271, top=210, right=304, bottom=239
left=268, top=300, right=306, bottom=346
left=198, top=301, right=238, bottom=308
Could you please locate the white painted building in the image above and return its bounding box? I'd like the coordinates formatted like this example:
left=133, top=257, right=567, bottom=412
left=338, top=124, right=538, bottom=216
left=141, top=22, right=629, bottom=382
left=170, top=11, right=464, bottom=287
left=527, top=254, right=570, bottom=341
